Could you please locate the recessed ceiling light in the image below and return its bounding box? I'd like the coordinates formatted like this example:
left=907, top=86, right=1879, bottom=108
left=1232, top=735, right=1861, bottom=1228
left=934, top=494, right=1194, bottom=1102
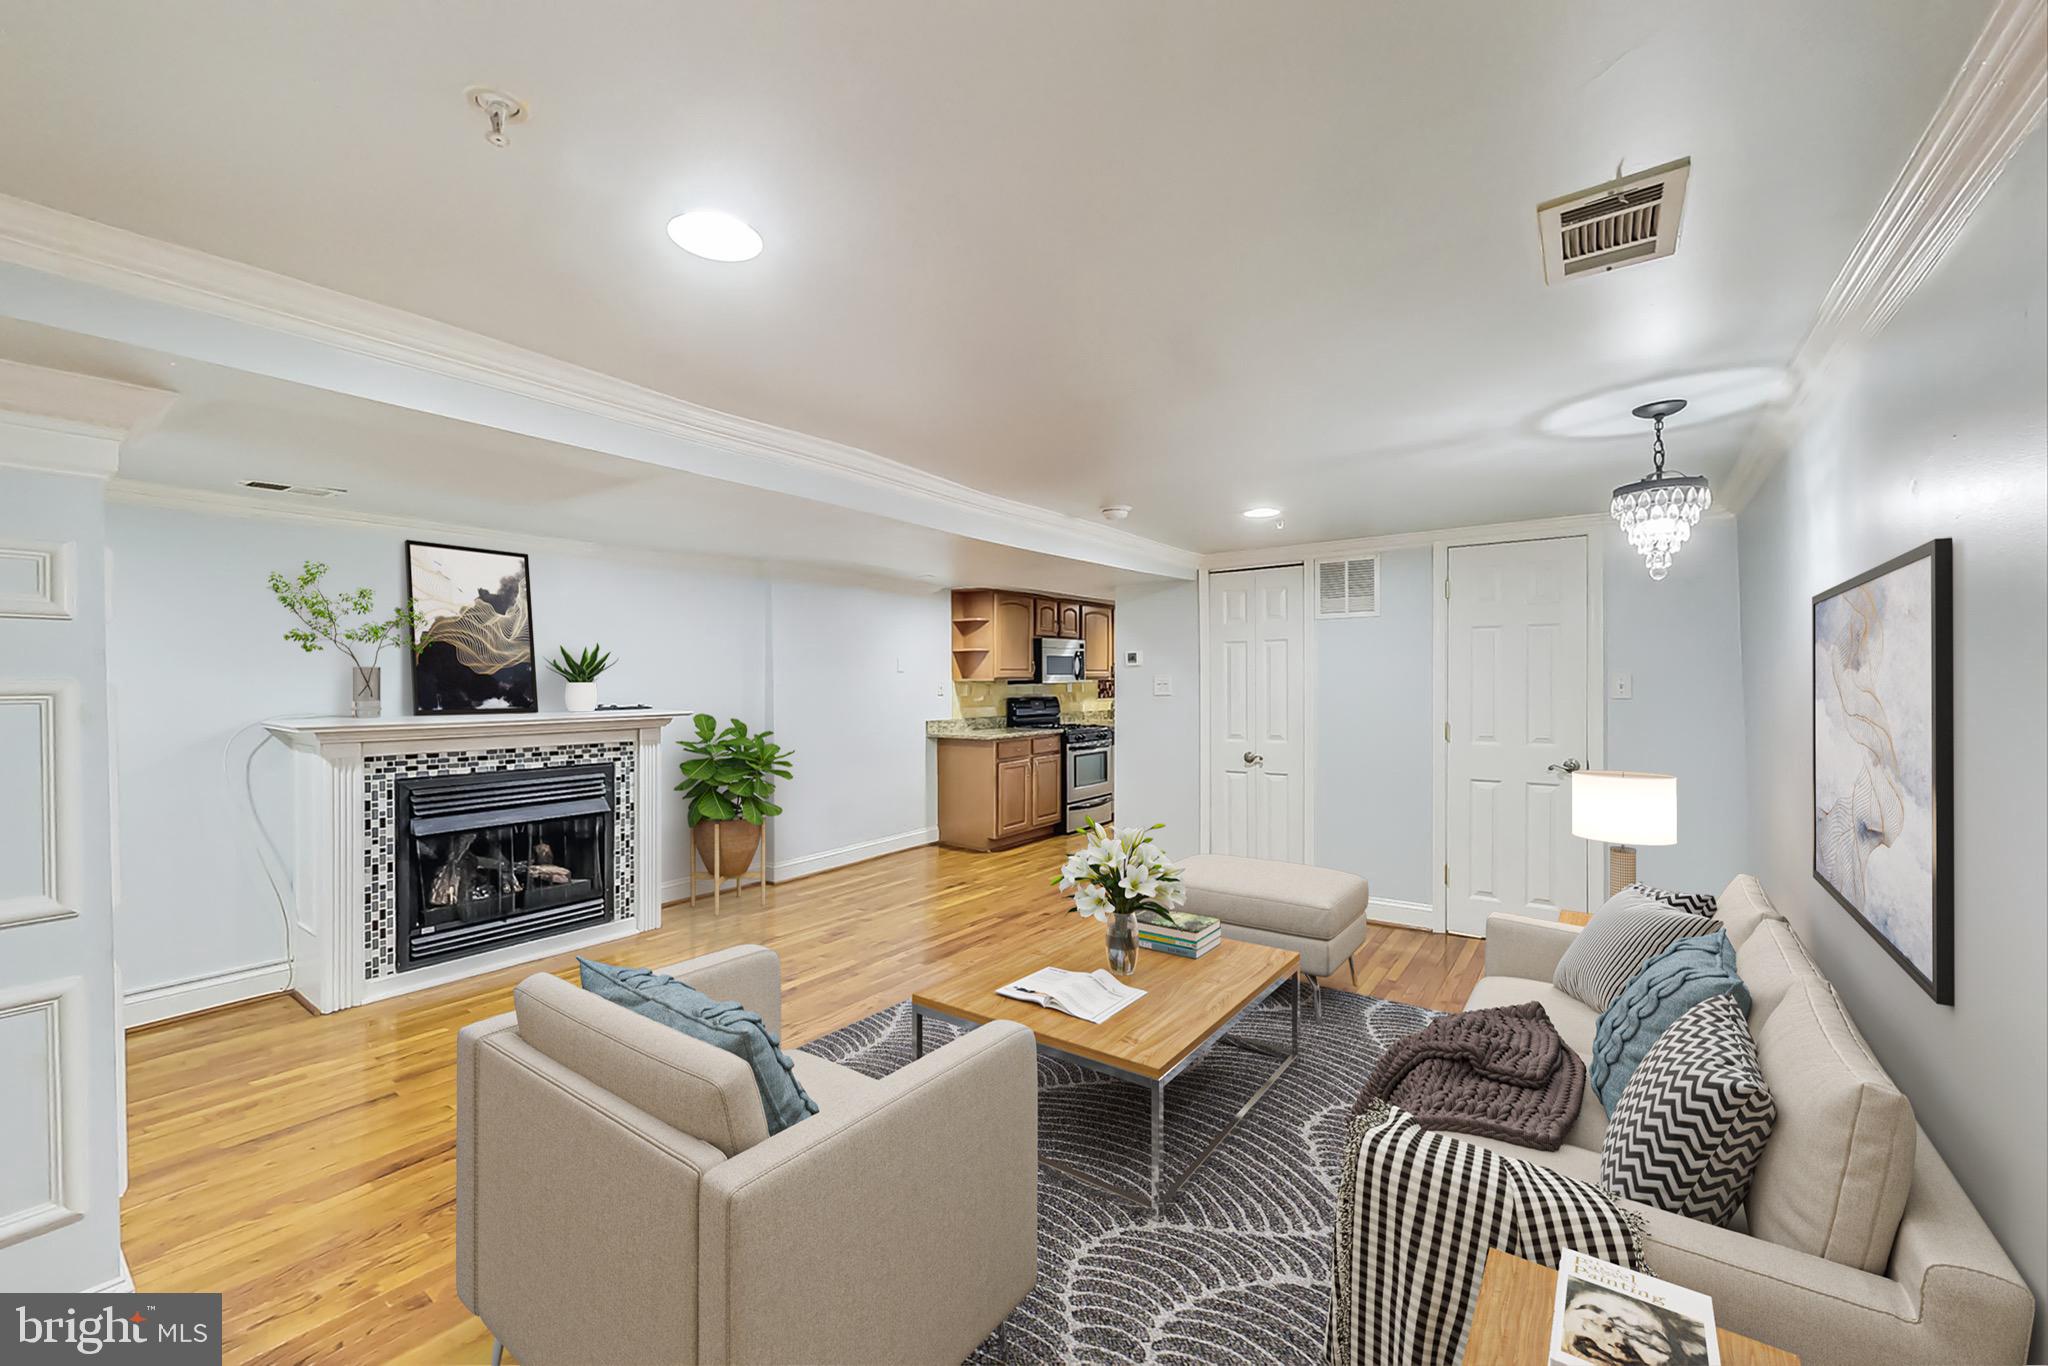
left=1242, top=506, right=1282, bottom=520
left=666, top=210, right=764, bottom=262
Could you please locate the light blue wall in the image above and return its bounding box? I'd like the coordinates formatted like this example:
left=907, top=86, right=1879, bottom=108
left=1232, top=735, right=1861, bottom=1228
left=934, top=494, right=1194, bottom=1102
left=1111, top=578, right=1202, bottom=855
left=1314, top=547, right=1433, bottom=906
left=1602, top=517, right=1750, bottom=892
left=1736, top=129, right=2046, bottom=1355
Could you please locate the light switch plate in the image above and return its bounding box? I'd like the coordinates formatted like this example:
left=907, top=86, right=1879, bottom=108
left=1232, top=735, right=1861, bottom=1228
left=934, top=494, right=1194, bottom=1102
left=1152, top=675, right=1172, bottom=696
left=1609, top=672, right=1634, bottom=700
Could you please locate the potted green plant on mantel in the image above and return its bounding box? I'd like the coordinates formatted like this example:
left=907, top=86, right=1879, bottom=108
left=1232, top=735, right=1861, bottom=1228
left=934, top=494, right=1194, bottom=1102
left=676, top=713, right=796, bottom=884
left=268, top=561, right=425, bottom=718
left=546, top=643, right=615, bottom=712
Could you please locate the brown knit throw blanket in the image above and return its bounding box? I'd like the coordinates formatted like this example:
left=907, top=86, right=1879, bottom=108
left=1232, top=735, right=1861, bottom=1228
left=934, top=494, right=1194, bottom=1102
left=1355, top=1002, right=1585, bottom=1150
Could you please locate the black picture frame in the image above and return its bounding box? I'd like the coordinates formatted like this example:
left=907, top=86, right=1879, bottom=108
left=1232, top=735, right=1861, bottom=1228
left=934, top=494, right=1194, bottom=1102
left=1811, top=537, right=1952, bottom=1003
left=404, top=540, right=538, bottom=716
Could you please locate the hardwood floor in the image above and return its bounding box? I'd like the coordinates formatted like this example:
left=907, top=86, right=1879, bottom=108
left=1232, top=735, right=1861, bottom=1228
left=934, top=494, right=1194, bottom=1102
left=122, top=835, right=1484, bottom=1364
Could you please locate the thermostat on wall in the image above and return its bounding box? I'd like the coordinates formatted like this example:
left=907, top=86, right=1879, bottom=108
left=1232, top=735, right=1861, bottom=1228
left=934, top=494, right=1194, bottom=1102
left=1122, top=649, right=1143, bottom=667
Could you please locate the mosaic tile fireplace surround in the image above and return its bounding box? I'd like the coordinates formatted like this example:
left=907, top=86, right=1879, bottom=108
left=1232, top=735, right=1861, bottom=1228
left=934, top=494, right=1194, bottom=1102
left=264, top=710, right=685, bottom=1012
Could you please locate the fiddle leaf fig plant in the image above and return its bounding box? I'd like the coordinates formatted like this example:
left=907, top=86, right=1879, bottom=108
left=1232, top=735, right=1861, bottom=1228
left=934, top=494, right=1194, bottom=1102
left=676, top=713, right=795, bottom=827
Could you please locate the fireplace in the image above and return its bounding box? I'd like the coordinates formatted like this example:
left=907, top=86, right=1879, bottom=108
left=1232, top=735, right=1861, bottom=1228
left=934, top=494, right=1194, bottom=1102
left=394, top=763, right=616, bottom=971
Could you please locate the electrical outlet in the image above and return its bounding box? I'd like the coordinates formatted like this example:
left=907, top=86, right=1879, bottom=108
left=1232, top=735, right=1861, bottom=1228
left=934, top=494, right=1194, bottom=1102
left=1609, top=672, right=1634, bottom=700
left=935, top=684, right=946, bottom=698
left=1152, top=675, right=1173, bottom=697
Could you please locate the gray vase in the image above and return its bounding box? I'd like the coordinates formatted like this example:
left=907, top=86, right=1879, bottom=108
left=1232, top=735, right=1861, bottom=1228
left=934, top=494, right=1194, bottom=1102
left=349, top=665, right=382, bottom=719
left=1106, top=911, right=1138, bottom=976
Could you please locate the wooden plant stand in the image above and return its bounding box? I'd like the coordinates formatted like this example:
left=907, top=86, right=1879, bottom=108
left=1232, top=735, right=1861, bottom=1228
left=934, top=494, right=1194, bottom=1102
left=688, top=835, right=767, bottom=911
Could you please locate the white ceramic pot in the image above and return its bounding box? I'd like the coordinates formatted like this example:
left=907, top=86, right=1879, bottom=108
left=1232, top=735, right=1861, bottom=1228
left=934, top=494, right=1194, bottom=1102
left=564, top=681, right=599, bottom=713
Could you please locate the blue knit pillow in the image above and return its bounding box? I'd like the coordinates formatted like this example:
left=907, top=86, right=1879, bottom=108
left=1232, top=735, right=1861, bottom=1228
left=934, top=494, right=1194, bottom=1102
left=1590, top=931, right=1749, bottom=1114
left=578, top=958, right=818, bottom=1135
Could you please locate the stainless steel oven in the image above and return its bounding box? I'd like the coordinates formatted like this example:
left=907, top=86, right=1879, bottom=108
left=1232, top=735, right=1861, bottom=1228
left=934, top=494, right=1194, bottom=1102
left=1062, top=725, right=1114, bottom=833
left=1033, top=636, right=1086, bottom=684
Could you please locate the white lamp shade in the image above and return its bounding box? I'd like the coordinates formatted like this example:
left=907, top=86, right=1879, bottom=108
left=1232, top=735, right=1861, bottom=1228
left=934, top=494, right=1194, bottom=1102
left=1571, top=771, right=1677, bottom=845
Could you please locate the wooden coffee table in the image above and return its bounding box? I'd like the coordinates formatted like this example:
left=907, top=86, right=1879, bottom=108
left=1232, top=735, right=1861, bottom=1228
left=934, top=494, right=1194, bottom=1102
left=911, top=913, right=1300, bottom=1212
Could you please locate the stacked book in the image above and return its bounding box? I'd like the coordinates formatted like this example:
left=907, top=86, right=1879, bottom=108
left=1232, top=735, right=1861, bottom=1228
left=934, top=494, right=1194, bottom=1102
left=1136, top=911, right=1222, bottom=959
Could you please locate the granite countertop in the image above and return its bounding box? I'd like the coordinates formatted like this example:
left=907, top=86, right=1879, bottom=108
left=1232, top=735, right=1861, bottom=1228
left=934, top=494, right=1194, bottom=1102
left=925, top=720, right=1050, bottom=741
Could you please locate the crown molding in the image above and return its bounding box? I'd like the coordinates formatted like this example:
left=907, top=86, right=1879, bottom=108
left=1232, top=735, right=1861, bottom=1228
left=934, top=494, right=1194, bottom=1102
left=0, top=358, right=174, bottom=476
left=1723, top=0, right=2047, bottom=510
left=1197, top=510, right=1716, bottom=571
left=0, top=197, right=1198, bottom=577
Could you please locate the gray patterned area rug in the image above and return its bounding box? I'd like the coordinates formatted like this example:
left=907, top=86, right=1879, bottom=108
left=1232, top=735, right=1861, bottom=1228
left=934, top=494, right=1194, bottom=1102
left=800, top=985, right=1436, bottom=1365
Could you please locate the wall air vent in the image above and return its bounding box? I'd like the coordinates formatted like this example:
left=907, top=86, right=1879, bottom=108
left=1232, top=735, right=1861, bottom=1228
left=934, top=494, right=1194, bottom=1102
left=241, top=480, right=347, bottom=497
left=1314, top=554, right=1380, bottom=619
left=1537, top=157, right=1690, bottom=284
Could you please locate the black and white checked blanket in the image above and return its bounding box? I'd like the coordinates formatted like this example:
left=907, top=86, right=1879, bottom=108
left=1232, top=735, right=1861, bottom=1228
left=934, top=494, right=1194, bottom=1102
left=1325, top=1101, right=1644, bottom=1366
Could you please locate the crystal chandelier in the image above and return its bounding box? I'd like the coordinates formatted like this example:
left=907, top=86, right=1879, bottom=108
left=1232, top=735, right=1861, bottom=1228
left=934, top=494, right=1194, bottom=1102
left=1612, top=398, right=1710, bottom=580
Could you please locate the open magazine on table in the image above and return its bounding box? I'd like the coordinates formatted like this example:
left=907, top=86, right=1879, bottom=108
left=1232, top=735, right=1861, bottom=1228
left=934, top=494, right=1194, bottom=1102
left=1549, top=1249, right=1721, bottom=1366
left=996, top=967, right=1146, bottom=1024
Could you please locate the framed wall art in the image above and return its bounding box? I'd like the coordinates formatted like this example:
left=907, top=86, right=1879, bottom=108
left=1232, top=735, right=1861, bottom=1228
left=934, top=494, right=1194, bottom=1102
left=406, top=541, right=537, bottom=715
left=1812, top=537, right=1952, bottom=1003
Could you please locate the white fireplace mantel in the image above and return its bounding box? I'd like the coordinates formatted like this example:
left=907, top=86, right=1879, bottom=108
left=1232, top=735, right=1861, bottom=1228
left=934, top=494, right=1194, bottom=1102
left=265, top=709, right=688, bottom=1012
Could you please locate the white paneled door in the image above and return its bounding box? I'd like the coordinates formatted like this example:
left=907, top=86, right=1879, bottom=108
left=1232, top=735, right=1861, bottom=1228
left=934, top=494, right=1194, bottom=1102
left=1445, top=537, right=1590, bottom=936
left=1208, top=566, right=1305, bottom=860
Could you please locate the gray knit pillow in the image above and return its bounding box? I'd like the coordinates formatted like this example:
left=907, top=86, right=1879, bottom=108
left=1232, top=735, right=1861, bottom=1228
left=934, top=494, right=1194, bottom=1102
left=1552, top=892, right=1716, bottom=1010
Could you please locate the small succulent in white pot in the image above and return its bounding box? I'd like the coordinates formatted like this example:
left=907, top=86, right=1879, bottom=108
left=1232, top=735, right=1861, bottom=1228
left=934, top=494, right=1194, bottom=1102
left=547, top=644, right=615, bottom=712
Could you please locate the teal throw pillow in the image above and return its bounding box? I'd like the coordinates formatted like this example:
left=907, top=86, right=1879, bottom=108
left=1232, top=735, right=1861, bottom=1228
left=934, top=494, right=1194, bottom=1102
left=577, top=958, right=818, bottom=1135
left=1590, top=931, right=1749, bottom=1114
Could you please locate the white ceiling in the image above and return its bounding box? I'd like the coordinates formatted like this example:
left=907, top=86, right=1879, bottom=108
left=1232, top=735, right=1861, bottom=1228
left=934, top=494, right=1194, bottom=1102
left=0, top=0, right=1993, bottom=551
left=0, top=319, right=1137, bottom=596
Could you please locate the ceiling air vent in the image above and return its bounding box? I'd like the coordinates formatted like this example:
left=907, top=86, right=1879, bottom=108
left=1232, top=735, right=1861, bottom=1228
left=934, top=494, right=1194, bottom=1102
left=1315, top=554, right=1380, bottom=619
left=241, top=480, right=347, bottom=497
left=1538, top=157, right=1690, bottom=284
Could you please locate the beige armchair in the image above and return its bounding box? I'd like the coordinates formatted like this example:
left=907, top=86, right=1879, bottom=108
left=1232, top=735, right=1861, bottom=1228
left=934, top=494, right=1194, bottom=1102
left=456, top=944, right=1039, bottom=1365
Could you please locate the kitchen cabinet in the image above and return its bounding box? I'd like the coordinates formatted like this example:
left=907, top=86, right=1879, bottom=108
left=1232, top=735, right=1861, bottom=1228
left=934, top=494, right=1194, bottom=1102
left=936, top=733, right=1065, bottom=851
left=1057, top=600, right=1083, bottom=638
left=1033, top=597, right=1060, bottom=637
left=992, top=593, right=1036, bottom=680
left=1029, top=749, right=1063, bottom=826
left=1082, top=603, right=1114, bottom=679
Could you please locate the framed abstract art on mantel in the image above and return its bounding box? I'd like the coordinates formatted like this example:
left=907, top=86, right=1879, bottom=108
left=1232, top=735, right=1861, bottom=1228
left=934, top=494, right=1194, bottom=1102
left=405, top=540, right=538, bottom=715
left=1812, top=537, right=1953, bottom=1003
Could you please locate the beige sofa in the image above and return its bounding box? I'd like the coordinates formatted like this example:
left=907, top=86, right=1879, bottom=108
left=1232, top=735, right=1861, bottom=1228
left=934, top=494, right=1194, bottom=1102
left=455, top=945, right=1039, bottom=1365
left=1474, top=875, right=2034, bottom=1364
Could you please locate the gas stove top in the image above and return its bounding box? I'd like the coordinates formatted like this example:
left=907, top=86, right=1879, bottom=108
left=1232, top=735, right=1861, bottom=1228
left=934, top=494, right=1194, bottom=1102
left=1005, top=695, right=1112, bottom=746
left=1061, top=724, right=1114, bottom=747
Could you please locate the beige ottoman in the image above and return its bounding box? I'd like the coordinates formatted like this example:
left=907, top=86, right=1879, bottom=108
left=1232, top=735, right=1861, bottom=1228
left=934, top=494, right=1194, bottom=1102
left=1177, top=855, right=1371, bottom=1015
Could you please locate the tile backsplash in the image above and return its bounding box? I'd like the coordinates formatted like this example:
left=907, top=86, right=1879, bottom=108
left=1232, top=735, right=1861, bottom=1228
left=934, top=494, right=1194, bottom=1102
left=953, top=680, right=1114, bottom=722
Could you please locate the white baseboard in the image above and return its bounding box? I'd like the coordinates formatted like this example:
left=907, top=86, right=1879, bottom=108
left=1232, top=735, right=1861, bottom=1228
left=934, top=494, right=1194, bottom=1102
left=123, top=959, right=292, bottom=1029
left=771, top=826, right=938, bottom=883
left=1367, top=897, right=1439, bottom=931
left=85, top=1253, right=134, bottom=1294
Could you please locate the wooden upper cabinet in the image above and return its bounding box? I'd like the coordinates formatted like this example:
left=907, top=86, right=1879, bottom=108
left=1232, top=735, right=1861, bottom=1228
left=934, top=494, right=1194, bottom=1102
left=1033, top=597, right=1060, bottom=638
left=1056, top=600, right=1083, bottom=638
left=1082, top=603, right=1114, bottom=679
left=992, top=593, right=1037, bottom=679
left=1029, top=751, right=1063, bottom=827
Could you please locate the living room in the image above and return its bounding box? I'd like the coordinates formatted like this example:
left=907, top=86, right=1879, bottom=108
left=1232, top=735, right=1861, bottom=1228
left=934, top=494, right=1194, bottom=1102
left=1, top=3, right=2043, bottom=1363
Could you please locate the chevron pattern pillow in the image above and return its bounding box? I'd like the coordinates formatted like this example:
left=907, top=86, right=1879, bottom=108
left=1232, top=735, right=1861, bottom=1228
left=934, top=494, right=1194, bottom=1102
left=1601, top=993, right=1776, bottom=1226
left=1626, top=883, right=1719, bottom=917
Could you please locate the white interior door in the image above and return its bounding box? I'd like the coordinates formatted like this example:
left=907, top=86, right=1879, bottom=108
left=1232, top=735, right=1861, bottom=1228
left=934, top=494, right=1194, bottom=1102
left=1208, top=566, right=1305, bottom=860
left=1445, top=537, right=1590, bottom=935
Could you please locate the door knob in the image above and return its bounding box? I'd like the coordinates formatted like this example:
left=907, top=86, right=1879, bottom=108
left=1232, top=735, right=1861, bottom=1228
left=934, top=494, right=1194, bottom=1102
left=1243, top=751, right=1264, bottom=765
left=1546, top=759, right=1584, bottom=774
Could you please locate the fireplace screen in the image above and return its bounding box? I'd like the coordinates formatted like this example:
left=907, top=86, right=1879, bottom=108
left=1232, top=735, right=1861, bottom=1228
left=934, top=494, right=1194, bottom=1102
left=394, top=764, right=615, bottom=970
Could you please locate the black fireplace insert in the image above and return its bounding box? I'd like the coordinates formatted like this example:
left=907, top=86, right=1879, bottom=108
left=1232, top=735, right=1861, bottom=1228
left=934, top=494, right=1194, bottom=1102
left=394, top=763, right=616, bottom=971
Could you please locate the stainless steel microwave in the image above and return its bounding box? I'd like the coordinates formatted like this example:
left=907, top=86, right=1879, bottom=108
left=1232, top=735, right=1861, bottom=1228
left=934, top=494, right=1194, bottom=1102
left=1034, top=636, right=1085, bottom=684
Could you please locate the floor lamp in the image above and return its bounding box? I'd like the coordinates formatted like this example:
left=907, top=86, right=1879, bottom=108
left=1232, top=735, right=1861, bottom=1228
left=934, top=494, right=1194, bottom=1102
left=1571, top=771, right=1677, bottom=898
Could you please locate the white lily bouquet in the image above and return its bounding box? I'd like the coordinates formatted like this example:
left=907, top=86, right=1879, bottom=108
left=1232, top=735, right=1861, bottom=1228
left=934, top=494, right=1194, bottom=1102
left=1054, top=823, right=1186, bottom=975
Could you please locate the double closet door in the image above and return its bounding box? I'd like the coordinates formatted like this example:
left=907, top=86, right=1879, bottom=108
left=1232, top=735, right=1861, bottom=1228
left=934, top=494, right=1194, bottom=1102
left=1207, top=566, right=1306, bottom=861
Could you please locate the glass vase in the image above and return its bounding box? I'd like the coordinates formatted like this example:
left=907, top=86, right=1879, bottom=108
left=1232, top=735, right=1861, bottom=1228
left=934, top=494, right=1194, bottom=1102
left=1106, top=911, right=1138, bottom=976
